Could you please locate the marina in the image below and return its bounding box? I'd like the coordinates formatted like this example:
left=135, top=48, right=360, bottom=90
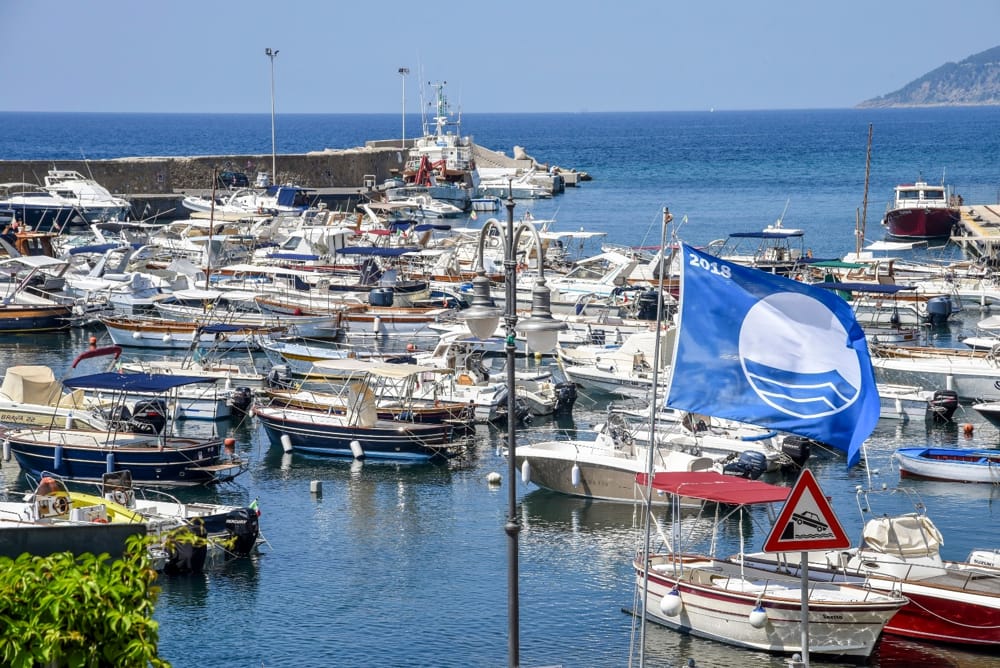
left=2, top=107, right=1000, bottom=667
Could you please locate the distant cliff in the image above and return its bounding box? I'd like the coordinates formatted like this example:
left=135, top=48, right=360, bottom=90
left=857, top=46, right=1000, bottom=108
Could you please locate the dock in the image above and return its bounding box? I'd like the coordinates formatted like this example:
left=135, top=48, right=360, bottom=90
left=952, top=204, right=1000, bottom=258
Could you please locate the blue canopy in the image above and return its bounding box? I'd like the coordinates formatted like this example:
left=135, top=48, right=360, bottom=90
left=335, top=246, right=416, bottom=257
left=266, top=253, right=320, bottom=261
left=414, top=223, right=452, bottom=231
left=728, top=231, right=805, bottom=239
left=198, top=323, right=246, bottom=334
left=68, top=243, right=128, bottom=255
left=814, top=282, right=917, bottom=294
left=64, top=372, right=215, bottom=392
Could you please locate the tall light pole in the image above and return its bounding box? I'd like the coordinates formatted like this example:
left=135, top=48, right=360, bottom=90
left=265, top=47, right=279, bottom=182
left=462, top=185, right=566, bottom=668
left=398, top=67, right=410, bottom=151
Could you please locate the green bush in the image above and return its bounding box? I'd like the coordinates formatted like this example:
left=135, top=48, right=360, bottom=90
left=0, top=534, right=169, bottom=668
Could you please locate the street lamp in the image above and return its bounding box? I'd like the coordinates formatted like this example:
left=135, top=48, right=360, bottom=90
left=462, top=189, right=566, bottom=668
left=398, top=67, right=410, bottom=151
left=265, top=47, right=279, bottom=182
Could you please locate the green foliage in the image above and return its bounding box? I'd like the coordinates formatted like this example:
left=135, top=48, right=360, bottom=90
left=0, top=534, right=169, bottom=668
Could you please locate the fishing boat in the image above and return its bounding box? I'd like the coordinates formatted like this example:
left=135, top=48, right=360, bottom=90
left=0, top=371, right=249, bottom=487
left=0, top=364, right=109, bottom=430
left=254, top=358, right=469, bottom=462
left=882, top=179, right=961, bottom=240
left=740, top=486, right=1000, bottom=647
left=633, top=471, right=907, bottom=658
left=99, top=315, right=286, bottom=350
left=894, top=446, right=1000, bottom=484
left=0, top=256, right=74, bottom=332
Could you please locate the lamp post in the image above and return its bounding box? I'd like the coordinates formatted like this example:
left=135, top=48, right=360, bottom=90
left=398, top=67, right=410, bottom=151
left=462, top=188, right=566, bottom=668
left=265, top=47, right=279, bottom=182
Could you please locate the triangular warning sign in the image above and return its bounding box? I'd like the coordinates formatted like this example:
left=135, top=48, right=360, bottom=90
left=762, top=468, right=850, bottom=553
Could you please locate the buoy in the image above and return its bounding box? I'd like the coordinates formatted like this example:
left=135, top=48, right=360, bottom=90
left=406, top=342, right=416, bottom=352
left=224, top=437, right=236, bottom=454
left=53, top=445, right=63, bottom=470
left=2, top=439, right=9, bottom=463
left=660, top=588, right=682, bottom=616
left=280, top=434, right=293, bottom=453
left=521, top=459, right=531, bottom=484
left=310, top=480, right=323, bottom=495
left=749, top=605, right=768, bottom=628
left=105, top=451, right=115, bottom=474
left=964, top=423, right=974, bottom=436
left=88, top=336, right=97, bottom=349
left=571, top=462, right=581, bottom=487
left=64, top=412, right=75, bottom=429
left=486, top=471, right=502, bottom=485
left=350, top=440, right=365, bottom=459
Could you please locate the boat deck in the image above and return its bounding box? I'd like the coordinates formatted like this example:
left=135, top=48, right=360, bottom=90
left=953, top=205, right=1000, bottom=257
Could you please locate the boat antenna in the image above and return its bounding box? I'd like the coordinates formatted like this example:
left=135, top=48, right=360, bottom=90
left=79, top=149, right=96, bottom=180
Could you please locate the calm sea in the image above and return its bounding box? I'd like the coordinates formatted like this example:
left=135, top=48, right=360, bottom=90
left=2, top=109, right=999, bottom=667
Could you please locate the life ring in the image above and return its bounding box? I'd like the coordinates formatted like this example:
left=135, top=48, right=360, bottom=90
left=52, top=496, right=69, bottom=515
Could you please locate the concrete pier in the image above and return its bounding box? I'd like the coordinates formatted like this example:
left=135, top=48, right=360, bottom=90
left=953, top=204, right=1000, bottom=258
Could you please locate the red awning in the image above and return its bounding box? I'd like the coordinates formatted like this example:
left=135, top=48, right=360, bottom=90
left=636, top=471, right=790, bottom=505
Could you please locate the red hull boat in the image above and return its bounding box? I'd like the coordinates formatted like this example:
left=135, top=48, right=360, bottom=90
left=883, top=179, right=961, bottom=240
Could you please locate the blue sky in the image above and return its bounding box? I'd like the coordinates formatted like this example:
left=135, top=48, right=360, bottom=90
left=3, top=0, right=999, bottom=114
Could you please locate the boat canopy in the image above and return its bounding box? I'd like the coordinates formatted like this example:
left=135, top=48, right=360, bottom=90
left=310, top=358, right=449, bottom=379
left=64, top=372, right=216, bottom=392
left=814, top=282, right=917, bottom=294
left=335, top=246, right=417, bottom=257
left=728, top=231, right=805, bottom=239
left=636, top=471, right=790, bottom=505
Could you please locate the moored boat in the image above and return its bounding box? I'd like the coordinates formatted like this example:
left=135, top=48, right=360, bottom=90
left=894, top=446, right=1000, bottom=483
left=882, top=179, right=961, bottom=240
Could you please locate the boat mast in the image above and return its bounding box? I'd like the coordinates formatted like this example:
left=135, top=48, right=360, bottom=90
left=857, top=124, right=873, bottom=257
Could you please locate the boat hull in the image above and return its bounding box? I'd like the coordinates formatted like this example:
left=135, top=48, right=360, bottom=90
left=894, top=447, right=1000, bottom=483
left=884, top=207, right=959, bottom=240
left=2, top=428, right=238, bottom=486
left=637, top=555, right=903, bottom=658
left=255, top=406, right=460, bottom=462
left=0, top=304, right=72, bottom=332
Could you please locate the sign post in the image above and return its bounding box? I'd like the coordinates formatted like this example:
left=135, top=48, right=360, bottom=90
left=762, top=468, right=851, bottom=667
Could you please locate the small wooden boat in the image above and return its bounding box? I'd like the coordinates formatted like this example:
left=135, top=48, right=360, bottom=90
left=99, top=314, right=286, bottom=350
left=894, top=446, right=1000, bottom=483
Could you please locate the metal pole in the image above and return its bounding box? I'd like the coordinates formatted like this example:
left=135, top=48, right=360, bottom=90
left=266, top=48, right=279, bottom=182
left=504, top=186, right=520, bottom=668
left=398, top=67, right=409, bottom=150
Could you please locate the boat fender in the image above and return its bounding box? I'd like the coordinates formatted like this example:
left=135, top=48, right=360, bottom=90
left=106, top=452, right=115, bottom=474
left=54, top=445, right=63, bottom=470
left=571, top=462, right=581, bottom=487
left=748, top=605, right=768, bottom=629
left=65, top=412, right=75, bottom=429
left=132, top=330, right=142, bottom=339
left=660, top=588, right=682, bottom=616
left=350, top=440, right=365, bottom=459
left=521, top=459, right=531, bottom=484
left=280, top=434, right=293, bottom=453
left=1, top=438, right=9, bottom=462
left=373, top=315, right=382, bottom=333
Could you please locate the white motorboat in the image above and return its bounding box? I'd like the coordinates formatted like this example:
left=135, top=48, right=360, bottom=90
left=870, top=343, right=1000, bottom=402
left=878, top=382, right=958, bottom=422
left=0, top=169, right=131, bottom=231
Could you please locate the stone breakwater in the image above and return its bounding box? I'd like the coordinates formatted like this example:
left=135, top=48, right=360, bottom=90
left=0, top=146, right=406, bottom=197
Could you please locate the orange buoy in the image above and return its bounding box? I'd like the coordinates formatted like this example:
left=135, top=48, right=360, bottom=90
left=964, top=423, right=974, bottom=436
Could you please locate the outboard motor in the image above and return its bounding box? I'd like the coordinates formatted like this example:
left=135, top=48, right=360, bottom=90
left=925, top=295, right=952, bottom=326
left=222, top=507, right=261, bottom=558
left=722, top=450, right=769, bottom=480
left=228, top=387, right=254, bottom=416
left=265, top=364, right=292, bottom=389
left=130, top=398, right=168, bottom=434
left=780, top=435, right=813, bottom=467
left=927, top=389, right=959, bottom=424
left=636, top=290, right=662, bottom=321
left=162, top=520, right=208, bottom=575
left=553, top=381, right=578, bottom=415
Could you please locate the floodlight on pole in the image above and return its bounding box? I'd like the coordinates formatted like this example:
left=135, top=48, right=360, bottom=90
left=398, top=67, right=410, bottom=151
left=265, top=48, right=279, bottom=181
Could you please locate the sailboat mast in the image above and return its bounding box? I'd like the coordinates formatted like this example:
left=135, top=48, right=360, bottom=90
left=857, top=124, right=873, bottom=257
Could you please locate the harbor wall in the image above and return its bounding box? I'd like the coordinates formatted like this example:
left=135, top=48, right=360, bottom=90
left=0, top=147, right=407, bottom=196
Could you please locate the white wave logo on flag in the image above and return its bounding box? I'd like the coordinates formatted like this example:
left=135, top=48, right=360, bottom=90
left=739, top=292, right=862, bottom=419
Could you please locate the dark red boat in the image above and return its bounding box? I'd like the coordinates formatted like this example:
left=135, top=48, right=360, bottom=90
left=882, top=179, right=961, bottom=240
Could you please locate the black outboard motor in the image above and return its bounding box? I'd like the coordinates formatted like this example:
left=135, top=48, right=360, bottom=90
left=265, top=364, right=292, bottom=389
left=722, top=450, right=769, bottom=480
left=130, top=398, right=168, bottom=434
left=780, top=435, right=813, bottom=467
left=162, top=519, right=208, bottom=575
left=553, top=381, right=578, bottom=414
left=228, top=387, right=254, bottom=415
left=927, top=389, right=959, bottom=423
left=222, top=507, right=261, bottom=558
left=925, top=295, right=952, bottom=326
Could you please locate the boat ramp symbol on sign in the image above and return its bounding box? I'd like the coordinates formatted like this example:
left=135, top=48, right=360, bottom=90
left=762, top=468, right=850, bottom=553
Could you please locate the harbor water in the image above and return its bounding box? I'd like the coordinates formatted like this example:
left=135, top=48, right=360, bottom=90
left=2, top=108, right=1000, bottom=666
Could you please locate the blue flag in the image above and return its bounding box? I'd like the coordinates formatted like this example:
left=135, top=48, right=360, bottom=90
left=666, top=243, right=879, bottom=467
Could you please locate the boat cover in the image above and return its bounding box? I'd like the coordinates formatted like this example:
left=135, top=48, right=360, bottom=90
left=1, top=366, right=63, bottom=405
left=64, top=372, right=216, bottom=392
left=814, top=282, right=917, bottom=294
left=862, top=514, right=943, bottom=557
left=636, top=471, right=790, bottom=505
